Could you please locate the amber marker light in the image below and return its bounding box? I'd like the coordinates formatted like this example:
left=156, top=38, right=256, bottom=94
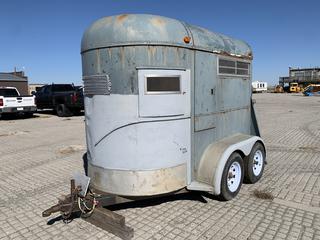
left=184, top=36, right=191, bottom=44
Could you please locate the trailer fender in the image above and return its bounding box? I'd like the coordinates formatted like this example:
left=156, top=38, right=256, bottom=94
left=196, top=134, right=264, bottom=195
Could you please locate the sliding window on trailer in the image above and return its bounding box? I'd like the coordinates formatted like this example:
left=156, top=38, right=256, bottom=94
left=138, top=69, right=190, bottom=118
left=145, top=75, right=181, bottom=94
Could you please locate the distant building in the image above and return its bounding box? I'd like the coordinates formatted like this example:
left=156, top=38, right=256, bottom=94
left=0, top=71, right=29, bottom=95
left=279, top=67, right=320, bottom=87
left=252, top=81, right=267, bottom=93
left=29, top=83, right=45, bottom=94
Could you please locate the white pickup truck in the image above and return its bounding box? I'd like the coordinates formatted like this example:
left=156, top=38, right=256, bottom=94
left=0, top=87, right=37, bottom=117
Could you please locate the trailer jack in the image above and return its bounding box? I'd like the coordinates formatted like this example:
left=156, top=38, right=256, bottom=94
left=42, top=179, right=134, bottom=240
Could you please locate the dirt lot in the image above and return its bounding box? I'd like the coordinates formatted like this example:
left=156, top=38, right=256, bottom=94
left=0, top=93, right=320, bottom=240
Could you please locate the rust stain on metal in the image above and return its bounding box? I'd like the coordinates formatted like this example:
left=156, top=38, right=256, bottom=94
left=151, top=17, right=165, bottom=27
left=93, top=170, right=102, bottom=186
left=219, top=50, right=252, bottom=60
left=116, top=14, right=129, bottom=23
left=147, top=46, right=157, bottom=59
left=175, top=48, right=180, bottom=64
left=88, top=164, right=186, bottom=196
left=119, top=47, right=125, bottom=67
left=107, top=48, right=112, bottom=58
left=96, top=49, right=101, bottom=73
left=162, top=46, right=167, bottom=64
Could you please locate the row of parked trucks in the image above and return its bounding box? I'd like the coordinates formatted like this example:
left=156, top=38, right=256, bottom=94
left=0, top=84, right=84, bottom=118
left=274, top=83, right=320, bottom=95
left=252, top=81, right=320, bottom=95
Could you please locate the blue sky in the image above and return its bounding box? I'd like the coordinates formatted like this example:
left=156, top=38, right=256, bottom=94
left=1, top=0, right=319, bottom=85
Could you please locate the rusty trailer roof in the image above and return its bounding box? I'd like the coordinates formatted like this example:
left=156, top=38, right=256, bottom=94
left=81, top=14, right=252, bottom=59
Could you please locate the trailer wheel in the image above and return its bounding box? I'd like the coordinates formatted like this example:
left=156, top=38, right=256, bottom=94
left=220, top=152, right=244, bottom=201
left=56, top=104, right=72, bottom=117
left=244, top=142, right=265, bottom=184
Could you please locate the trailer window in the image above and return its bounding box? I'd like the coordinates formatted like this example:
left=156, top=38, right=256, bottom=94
left=219, top=58, right=250, bottom=76
left=145, top=76, right=180, bottom=94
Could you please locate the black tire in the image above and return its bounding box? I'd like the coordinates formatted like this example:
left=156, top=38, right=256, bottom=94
left=244, top=142, right=265, bottom=184
left=24, top=112, right=34, bottom=118
left=55, top=104, right=72, bottom=117
left=72, top=109, right=81, bottom=116
left=83, top=152, right=88, bottom=176
left=220, top=152, right=244, bottom=201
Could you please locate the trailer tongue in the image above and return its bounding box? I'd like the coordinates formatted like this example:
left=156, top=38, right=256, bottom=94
left=42, top=179, right=134, bottom=240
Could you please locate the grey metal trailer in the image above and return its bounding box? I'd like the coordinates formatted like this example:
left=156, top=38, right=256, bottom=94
left=80, top=14, right=265, bottom=201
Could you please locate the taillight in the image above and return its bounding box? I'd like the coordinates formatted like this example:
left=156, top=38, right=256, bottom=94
left=0, top=99, right=3, bottom=107
left=72, top=93, right=77, bottom=103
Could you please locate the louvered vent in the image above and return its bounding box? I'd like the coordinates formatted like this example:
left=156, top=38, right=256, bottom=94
left=83, top=74, right=111, bottom=96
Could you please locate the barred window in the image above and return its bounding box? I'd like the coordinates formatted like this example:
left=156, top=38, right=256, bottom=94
left=219, top=58, right=250, bottom=76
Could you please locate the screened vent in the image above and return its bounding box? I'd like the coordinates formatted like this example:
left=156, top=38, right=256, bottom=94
left=219, top=58, right=250, bottom=76
left=83, top=74, right=111, bottom=96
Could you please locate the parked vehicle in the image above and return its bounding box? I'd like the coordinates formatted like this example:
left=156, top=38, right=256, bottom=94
left=303, top=84, right=320, bottom=96
left=0, top=87, right=36, bottom=118
left=289, top=83, right=302, bottom=93
left=34, top=84, right=84, bottom=117
left=81, top=14, right=266, bottom=201
left=274, top=85, right=284, bottom=93
left=42, top=14, right=267, bottom=237
left=252, top=81, right=267, bottom=93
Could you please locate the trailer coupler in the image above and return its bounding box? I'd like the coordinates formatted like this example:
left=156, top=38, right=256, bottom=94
left=42, top=179, right=134, bottom=240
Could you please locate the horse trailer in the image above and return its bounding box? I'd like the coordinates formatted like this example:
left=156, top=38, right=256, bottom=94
left=81, top=14, right=266, bottom=201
